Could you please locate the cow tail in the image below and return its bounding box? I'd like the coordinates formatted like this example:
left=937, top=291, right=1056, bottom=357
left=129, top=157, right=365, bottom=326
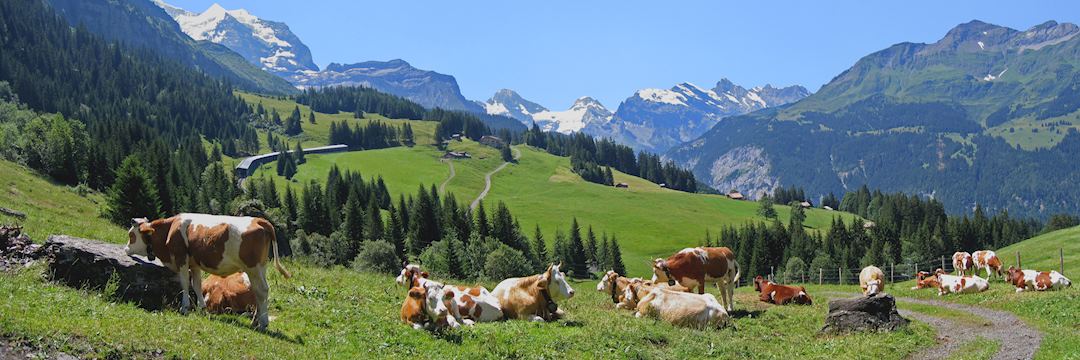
left=732, top=259, right=741, bottom=287
left=269, top=224, right=292, bottom=279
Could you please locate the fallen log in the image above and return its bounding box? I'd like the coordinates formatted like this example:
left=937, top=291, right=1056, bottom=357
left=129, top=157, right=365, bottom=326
left=0, top=207, right=26, bottom=219
left=44, top=235, right=182, bottom=310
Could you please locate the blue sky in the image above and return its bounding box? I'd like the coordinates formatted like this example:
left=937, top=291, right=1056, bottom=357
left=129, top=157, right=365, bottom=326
left=168, top=0, right=1079, bottom=109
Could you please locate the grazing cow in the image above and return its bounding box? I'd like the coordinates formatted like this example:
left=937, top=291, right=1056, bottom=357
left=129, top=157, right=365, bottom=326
left=952, top=252, right=974, bottom=276
left=859, top=266, right=886, bottom=296
left=202, top=273, right=256, bottom=315
left=623, top=281, right=729, bottom=329
left=934, top=269, right=989, bottom=295
left=394, top=264, right=502, bottom=324
left=492, top=264, right=575, bottom=322
left=400, top=276, right=461, bottom=330
left=125, top=214, right=290, bottom=330
left=1005, top=266, right=1072, bottom=292
left=752, top=276, right=812, bottom=305
left=971, top=250, right=1003, bottom=280
left=651, top=247, right=740, bottom=312
left=596, top=271, right=640, bottom=309
left=910, top=271, right=940, bottom=290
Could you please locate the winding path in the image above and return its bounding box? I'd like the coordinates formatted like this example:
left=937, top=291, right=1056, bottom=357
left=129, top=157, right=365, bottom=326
left=438, top=160, right=455, bottom=195
left=469, top=147, right=520, bottom=210
left=821, top=292, right=1042, bottom=360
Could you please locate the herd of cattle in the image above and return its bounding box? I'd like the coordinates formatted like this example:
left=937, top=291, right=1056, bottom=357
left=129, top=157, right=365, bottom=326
left=122, top=214, right=1071, bottom=332
left=910, top=250, right=1072, bottom=295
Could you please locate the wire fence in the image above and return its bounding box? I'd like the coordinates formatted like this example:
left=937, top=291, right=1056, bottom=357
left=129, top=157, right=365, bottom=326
left=745, top=248, right=1067, bottom=287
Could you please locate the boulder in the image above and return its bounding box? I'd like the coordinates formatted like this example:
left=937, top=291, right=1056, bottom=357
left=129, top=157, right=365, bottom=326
left=43, top=235, right=182, bottom=310
left=820, top=293, right=909, bottom=334
left=0, top=225, right=43, bottom=270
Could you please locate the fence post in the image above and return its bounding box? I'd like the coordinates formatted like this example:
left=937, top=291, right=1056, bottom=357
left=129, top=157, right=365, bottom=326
left=770, top=266, right=774, bottom=283
left=839, top=267, right=843, bottom=285
left=1016, top=251, right=1021, bottom=268
left=1061, top=247, right=1065, bottom=275
left=819, top=268, right=823, bottom=285
left=890, top=263, right=894, bottom=284
left=941, top=255, right=946, bottom=272
left=914, top=262, right=918, bottom=277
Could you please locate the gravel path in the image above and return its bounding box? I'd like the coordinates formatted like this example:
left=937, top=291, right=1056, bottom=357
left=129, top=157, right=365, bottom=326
left=438, top=160, right=455, bottom=195
left=820, top=292, right=1042, bottom=360
left=469, top=148, right=519, bottom=210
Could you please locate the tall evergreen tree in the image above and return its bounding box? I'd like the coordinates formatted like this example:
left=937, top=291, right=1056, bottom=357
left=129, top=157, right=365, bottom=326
left=294, top=142, right=306, bottom=164
left=585, top=226, right=598, bottom=268
left=532, top=225, right=547, bottom=266
left=609, top=235, right=626, bottom=275
left=366, top=198, right=384, bottom=242
left=107, top=155, right=161, bottom=224
left=567, top=218, right=589, bottom=278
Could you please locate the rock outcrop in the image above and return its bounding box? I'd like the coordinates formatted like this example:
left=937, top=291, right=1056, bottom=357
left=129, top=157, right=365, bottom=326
left=820, top=293, right=909, bottom=334
left=44, top=235, right=182, bottom=310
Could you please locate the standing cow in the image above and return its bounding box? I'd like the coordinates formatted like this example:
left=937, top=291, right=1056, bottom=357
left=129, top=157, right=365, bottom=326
left=125, top=214, right=291, bottom=330
left=651, top=247, right=740, bottom=312
left=952, top=252, right=974, bottom=276
left=971, top=250, right=1003, bottom=280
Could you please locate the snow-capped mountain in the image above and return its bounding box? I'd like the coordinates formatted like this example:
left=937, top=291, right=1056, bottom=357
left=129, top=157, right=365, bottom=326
left=154, top=1, right=318, bottom=76
left=483, top=90, right=613, bottom=134
left=600, top=80, right=810, bottom=152
left=295, top=59, right=486, bottom=114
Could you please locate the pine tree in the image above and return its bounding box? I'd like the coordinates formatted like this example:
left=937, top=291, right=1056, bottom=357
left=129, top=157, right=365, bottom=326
left=294, top=142, right=306, bottom=164
left=552, top=229, right=569, bottom=267
left=567, top=218, right=589, bottom=278
left=585, top=226, right=598, bottom=268
left=366, top=198, right=384, bottom=242
left=107, top=155, right=161, bottom=224
left=758, top=194, right=777, bottom=219
left=446, top=236, right=461, bottom=278
left=532, top=225, right=547, bottom=266
left=473, top=201, right=490, bottom=239
left=596, top=233, right=609, bottom=271
left=386, top=203, right=405, bottom=259
left=343, top=195, right=365, bottom=243
left=284, top=185, right=298, bottom=227
left=308, top=110, right=316, bottom=124
left=501, top=145, right=513, bottom=162
left=609, top=235, right=626, bottom=275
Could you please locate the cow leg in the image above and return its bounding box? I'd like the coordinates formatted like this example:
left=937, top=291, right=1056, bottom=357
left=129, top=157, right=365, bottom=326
left=724, top=283, right=735, bottom=312
left=697, top=279, right=705, bottom=295
left=247, top=266, right=270, bottom=331
left=189, top=268, right=206, bottom=310
left=177, top=265, right=192, bottom=315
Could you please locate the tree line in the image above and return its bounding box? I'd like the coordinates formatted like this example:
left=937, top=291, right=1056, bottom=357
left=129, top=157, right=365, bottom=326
left=715, top=185, right=1043, bottom=282
left=328, top=120, right=413, bottom=149
left=520, top=124, right=698, bottom=192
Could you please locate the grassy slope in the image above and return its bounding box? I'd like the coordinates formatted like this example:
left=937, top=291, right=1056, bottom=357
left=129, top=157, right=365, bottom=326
left=0, top=160, right=125, bottom=242
left=252, top=140, right=856, bottom=276
left=0, top=161, right=933, bottom=359
left=996, top=225, right=1080, bottom=273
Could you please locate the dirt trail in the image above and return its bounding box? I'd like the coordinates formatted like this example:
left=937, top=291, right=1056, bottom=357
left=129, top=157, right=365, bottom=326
left=821, top=292, right=1042, bottom=360
left=438, top=160, right=455, bottom=195
left=469, top=148, right=520, bottom=210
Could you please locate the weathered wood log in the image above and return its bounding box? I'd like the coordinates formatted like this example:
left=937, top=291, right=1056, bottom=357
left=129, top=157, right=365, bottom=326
left=0, top=207, right=26, bottom=219
left=820, top=293, right=909, bottom=334
left=43, top=235, right=182, bottom=311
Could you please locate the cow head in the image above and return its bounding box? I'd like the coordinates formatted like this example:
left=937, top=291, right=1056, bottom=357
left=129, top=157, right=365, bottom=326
left=1006, top=266, right=1024, bottom=286
left=540, top=263, right=574, bottom=301
left=596, top=270, right=618, bottom=292
left=865, top=279, right=882, bottom=296
left=411, top=280, right=459, bottom=329
left=753, top=275, right=766, bottom=292
left=651, top=258, right=676, bottom=286
left=124, top=217, right=155, bottom=261
left=396, top=264, right=428, bottom=288
left=794, top=287, right=813, bottom=305
left=622, top=280, right=645, bottom=308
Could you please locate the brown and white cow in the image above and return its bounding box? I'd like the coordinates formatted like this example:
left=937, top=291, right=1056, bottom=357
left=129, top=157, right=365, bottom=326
left=202, top=273, right=257, bottom=315
left=910, top=271, right=940, bottom=290
left=623, top=281, right=730, bottom=329
left=394, top=264, right=503, bottom=324
left=934, top=269, right=989, bottom=296
left=491, top=264, right=575, bottom=322
left=859, top=266, right=886, bottom=296
left=596, top=271, right=638, bottom=309
left=400, top=275, right=461, bottom=330
left=1005, top=266, right=1072, bottom=292
left=125, top=213, right=291, bottom=330
left=952, top=252, right=974, bottom=276
left=752, top=276, right=812, bottom=305
left=651, top=247, right=740, bottom=312
left=971, top=250, right=1003, bottom=280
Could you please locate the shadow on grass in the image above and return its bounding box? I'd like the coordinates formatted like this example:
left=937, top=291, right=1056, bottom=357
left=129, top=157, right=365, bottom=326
left=430, top=329, right=463, bottom=344
left=209, top=315, right=303, bottom=345
left=729, top=309, right=764, bottom=319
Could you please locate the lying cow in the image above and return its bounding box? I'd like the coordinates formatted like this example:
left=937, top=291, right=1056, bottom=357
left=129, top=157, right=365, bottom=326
left=910, top=271, right=940, bottom=290
left=952, top=252, right=974, bottom=276
left=1005, top=266, right=1072, bottom=292
left=401, top=275, right=460, bottom=330
left=492, top=263, right=575, bottom=321
left=624, top=281, right=729, bottom=329
left=651, top=247, right=740, bottom=312
left=596, top=271, right=638, bottom=309
left=126, top=214, right=291, bottom=330
left=202, top=273, right=256, bottom=314
left=971, top=250, right=1003, bottom=280
left=394, top=264, right=502, bottom=324
left=859, top=266, right=886, bottom=296
left=752, top=276, right=812, bottom=305
left=934, top=269, right=989, bottom=296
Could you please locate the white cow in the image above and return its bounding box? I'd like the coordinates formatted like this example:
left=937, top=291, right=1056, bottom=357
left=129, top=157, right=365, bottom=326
left=934, top=271, right=990, bottom=296
left=624, top=281, right=729, bottom=329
